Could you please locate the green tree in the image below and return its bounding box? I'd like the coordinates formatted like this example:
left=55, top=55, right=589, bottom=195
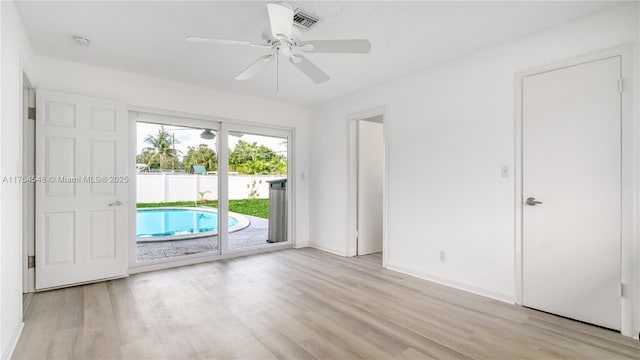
left=183, top=144, right=218, bottom=172
left=143, top=126, right=180, bottom=170
left=229, top=140, right=286, bottom=175
left=136, top=149, right=157, bottom=169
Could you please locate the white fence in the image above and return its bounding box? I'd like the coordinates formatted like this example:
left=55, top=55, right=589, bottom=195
left=136, top=174, right=284, bottom=203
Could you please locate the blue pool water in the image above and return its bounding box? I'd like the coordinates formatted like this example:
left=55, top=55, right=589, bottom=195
left=136, top=208, right=238, bottom=238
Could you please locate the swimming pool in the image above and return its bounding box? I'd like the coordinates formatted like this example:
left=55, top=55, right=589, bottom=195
left=136, top=207, right=249, bottom=241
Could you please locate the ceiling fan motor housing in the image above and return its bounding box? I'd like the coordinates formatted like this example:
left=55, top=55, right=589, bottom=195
left=262, top=26, right=302, bottom=44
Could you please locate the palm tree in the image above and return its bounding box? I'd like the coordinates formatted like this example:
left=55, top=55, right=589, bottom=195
left=183, top=144, right=218, bottom=172
left=136, top=149, right=156, bottom=169
left=143, top=126, right=180, bottom=170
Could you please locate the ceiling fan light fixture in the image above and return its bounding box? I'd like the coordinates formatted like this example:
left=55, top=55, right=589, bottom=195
left=200, top=129, right=216, bottom=140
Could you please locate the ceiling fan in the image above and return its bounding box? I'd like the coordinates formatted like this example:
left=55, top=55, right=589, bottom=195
left=185, top=2, right=371, bottom=91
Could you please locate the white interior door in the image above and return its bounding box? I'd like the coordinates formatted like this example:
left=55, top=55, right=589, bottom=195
left=522, top=57, right=621, bottom=330
left=357, top=119, right=383, bottom=255
left=35, top=90, right=129, bottom=290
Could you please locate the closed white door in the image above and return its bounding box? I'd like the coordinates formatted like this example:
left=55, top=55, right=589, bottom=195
left=35, top=90, right=129, bottom=289
left=522, top=57, right=621, bottom=330
left=357, top=119, right=383, bottom=255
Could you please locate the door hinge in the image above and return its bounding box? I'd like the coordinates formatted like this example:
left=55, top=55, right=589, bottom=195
left=618, top=78, right=624, bottom=94
left=355, top=231, right=359, bottom=239
left=620, top=283, right=624, bottom=297
left=28, top=255, right=35, bottom=269
left=28, top=107, right=36, bottom=121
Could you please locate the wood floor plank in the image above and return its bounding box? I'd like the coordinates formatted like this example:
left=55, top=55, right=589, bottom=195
left=74, top=283, right=122, bottom=359
left=13, top=248, right=640, bottom=360
left=13, top=291, right=63, bottom=360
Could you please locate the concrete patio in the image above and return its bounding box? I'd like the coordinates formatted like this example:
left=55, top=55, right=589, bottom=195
left=136, top=215, right=272, bottom=261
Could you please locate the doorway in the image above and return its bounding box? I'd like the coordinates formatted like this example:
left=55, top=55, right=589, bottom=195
left=357, top=116, right=383, bottom=256
left=515, top=46, right=634, bottom=335
left=349, top=108, right=387, bottom=264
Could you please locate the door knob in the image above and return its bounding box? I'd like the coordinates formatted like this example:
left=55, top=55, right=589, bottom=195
left=526, top=197, right=543, bottom=206
left=108, top=200, right=127, bottom=206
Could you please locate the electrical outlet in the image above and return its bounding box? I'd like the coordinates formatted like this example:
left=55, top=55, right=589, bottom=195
left=439, top=251, right=446, bottom=262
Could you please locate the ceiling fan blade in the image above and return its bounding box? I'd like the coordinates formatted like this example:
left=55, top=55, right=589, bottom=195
left=299, top=39, right=372, bottom=54
left=235, top=54, right=274, bottom=80
left=267, top=3, right=293, bottom=39
left=185, top=36, right=254, bottom=46
left=290, top=55, right=329, bottom=84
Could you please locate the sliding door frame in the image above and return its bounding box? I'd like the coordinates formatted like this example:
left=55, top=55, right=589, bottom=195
left=127, top=106, right=295, bottom=273
left=223, top=122, right=294, bottom=254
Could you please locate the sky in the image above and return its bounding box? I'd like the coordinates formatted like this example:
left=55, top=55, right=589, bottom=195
left=136, top=122, right=287, bottom=160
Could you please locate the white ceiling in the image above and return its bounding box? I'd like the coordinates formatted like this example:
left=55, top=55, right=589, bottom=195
left=16, top=1, right=622, bottom=106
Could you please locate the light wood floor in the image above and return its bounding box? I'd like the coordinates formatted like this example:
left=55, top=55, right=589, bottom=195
left=13, top=248, right=640, bottom=359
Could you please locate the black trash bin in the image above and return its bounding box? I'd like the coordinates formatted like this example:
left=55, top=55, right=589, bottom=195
left=266, top=178, right=287, bottom=243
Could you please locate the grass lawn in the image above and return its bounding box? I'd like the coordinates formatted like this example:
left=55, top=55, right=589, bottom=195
left=136, top=199, right=269, bottom=219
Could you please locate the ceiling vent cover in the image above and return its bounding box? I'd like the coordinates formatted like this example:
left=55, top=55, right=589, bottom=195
left=293, top=8, right=321, bottom=30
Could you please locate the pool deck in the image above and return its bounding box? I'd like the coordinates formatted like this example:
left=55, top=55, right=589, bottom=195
left=136, top=214, right=270, bottom=261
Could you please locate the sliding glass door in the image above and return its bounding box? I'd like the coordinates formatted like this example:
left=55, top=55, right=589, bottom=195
left=135, top=117, right=221, bottom=262
left=132, top=111, right=292, bottom=266
left=225, top=127, right=289, bottom=250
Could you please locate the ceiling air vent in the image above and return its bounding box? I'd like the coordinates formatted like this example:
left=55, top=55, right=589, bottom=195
left=293, top=8, right=321, bottom=31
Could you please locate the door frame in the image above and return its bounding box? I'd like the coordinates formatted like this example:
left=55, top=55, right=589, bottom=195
left=22, top=74, right=35, bottom=294
left=347, top=105, right=389, bottom=267
left=514, top=45, right=636, bottom=337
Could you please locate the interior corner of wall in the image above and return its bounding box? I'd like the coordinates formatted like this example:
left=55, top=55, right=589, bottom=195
left=308, top=243, right=347, bottom=257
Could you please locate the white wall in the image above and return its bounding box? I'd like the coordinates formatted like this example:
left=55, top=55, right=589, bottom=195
left=0, top=1, right=34, bottom=358
left=32, top=56, right=310, bottom=249
left=310, top=3, right=638, bottom=307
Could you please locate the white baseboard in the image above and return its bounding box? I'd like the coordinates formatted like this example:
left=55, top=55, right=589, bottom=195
left=293, top=241, right=309, bottom=249
left=1, top=322, right=24, bottom=360
left=308, top=243, right=347, bottom=257
left=386, top=263, right=515, bottom=304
